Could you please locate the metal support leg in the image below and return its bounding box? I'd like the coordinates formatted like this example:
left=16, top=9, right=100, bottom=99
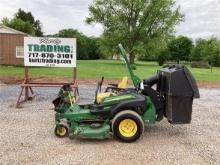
left=16, top=86, right=24, bottom=108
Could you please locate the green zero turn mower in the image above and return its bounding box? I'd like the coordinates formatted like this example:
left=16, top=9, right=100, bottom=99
left=53, top=44, right=200, bottom=143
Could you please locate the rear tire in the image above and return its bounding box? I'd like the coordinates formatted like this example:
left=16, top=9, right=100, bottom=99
left=112, top=110, right=144, bottom=142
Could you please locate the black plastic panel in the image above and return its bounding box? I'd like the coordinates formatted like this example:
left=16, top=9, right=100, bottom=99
left=157, top=64, right=199, bottom=124
left=165, top=95, right=193, bottom=124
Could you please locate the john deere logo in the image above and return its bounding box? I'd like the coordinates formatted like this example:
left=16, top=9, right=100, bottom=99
left=39, top=38, right=61, bottom=45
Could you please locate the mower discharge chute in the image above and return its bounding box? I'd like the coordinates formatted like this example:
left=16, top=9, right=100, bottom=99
left=53, top=44, right=199, bottom=142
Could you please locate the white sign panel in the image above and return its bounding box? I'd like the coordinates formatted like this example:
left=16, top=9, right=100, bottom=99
left=24, top=37, right=76, bottom=67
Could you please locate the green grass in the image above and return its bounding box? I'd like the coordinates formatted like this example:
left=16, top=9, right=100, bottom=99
left=0, top=60, right=220, bottom=81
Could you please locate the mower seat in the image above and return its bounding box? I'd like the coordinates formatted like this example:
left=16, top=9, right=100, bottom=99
left=118, top=76, right=128, bottom=89
left=96, top=92, right=115, bottom=104
left=96, top=76, right=128, bottom=104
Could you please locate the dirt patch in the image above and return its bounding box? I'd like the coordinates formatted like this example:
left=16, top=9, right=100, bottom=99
left=0, top=76, right=219, bottom=88
left=0, top=76, right=126, bottom=85
left=197, top=81, right=220, bottom=88
left=0, top=76, right=23, bottom=84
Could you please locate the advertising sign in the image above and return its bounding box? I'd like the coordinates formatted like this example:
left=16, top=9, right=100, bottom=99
left=24, top=37, right=76, bottom=67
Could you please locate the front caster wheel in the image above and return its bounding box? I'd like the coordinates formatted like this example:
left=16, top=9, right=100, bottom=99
left=55, top=124, right=69, bottom=138
left=112, top=110, right=144, bottom=143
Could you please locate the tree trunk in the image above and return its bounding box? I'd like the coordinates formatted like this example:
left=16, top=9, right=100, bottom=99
left=129, top=52, right=135, bottom=64
left=177, top=59, right=180, bottom=64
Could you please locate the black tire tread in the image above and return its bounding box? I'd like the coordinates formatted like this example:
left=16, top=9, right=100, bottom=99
left=112, top=110, right=144, bottom=142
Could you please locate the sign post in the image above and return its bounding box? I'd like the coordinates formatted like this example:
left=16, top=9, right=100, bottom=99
left=16, top=37, right=79, bottom=108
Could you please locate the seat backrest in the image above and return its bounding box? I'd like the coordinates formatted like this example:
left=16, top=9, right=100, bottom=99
left=118, top=76, right=128, bottom=89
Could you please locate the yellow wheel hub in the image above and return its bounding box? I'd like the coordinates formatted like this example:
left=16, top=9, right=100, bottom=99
left=119, top=119, right=137, bottom=137
left=56, top=126, right=67, bottom=136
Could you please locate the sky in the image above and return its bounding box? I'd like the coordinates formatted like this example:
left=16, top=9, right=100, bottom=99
left=0, top=0, right=219, bottom=40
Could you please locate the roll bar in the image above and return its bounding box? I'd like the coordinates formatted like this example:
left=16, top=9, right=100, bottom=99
left=118, top=44, right=141, bottom=88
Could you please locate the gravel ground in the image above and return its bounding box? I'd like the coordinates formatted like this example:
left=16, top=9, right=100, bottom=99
left=0, top=84, right=220, bottom=165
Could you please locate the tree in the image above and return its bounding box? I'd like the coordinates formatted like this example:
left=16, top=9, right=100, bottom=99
left=191, top=38, right=220, bottom=67
left=200, top=38, right=220, bottom=67
left=96, top=35, right=119, bottom=59
left=138, top=35, right=174, bottom=61
left=55, top=28, right=100, bottom=60
left=2, top=17, right=35, bottom=35
left=15, top=9, right=35, bottom=24
left=190, top=38, right=206, bottom=61
left=33, top=19, right=43, bottom=36
left=157, top=48, right=170, bottom=66
left=86, top=0, right=183, bottom=64
left=55, top=29, right=88, bottom=59
left=1, top=9, right=43, bottom=36
left=167, top=36, right=193, bottom=63
left=86, top=37, right=101, bottom=59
